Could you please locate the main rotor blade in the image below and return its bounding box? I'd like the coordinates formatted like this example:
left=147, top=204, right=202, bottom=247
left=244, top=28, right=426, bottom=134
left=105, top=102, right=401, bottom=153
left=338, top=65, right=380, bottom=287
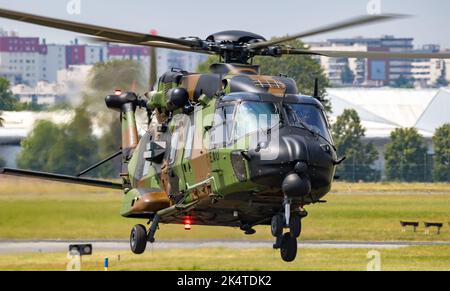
left=249, top=14, right=407, bottom=50
left=86, top=36, right=213, bottom=55
left=280, top=48, right=450, bottom=59
left=0, top=8, right=198, bottom=47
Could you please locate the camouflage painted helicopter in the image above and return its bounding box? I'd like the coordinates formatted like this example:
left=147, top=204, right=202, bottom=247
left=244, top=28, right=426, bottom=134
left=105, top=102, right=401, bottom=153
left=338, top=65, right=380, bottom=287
left=1, top=8, right=450, bottom=262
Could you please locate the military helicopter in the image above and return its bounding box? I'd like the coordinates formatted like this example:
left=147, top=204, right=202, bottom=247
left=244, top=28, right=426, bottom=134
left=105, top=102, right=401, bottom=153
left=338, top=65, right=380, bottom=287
left=1, top=8, right=450, bottom=262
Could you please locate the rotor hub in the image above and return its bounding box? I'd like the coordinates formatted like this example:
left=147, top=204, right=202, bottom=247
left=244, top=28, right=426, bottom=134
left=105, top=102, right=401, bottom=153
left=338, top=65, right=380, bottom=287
left=205, top=30, right=267, bottom=64
left=206, top=30, right=266, bottom=44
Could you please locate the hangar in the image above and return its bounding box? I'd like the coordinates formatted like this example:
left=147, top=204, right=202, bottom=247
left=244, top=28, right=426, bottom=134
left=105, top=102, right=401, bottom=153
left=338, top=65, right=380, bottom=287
left=327, top=87, right=450, bottom=172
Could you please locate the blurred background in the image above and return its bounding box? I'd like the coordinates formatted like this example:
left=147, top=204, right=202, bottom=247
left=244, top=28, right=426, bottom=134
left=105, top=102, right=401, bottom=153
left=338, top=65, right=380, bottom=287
left=0, top=0, right=449, bottom=271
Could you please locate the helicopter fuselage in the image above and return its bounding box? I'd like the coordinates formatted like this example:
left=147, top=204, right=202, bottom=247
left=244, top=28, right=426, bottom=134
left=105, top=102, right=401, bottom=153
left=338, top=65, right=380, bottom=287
left=115, top=64, right=337, bottom=230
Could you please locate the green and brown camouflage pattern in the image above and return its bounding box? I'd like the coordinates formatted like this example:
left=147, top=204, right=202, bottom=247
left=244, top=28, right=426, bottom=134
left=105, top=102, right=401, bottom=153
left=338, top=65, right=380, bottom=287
left=118, top=63, right=335, bottom=227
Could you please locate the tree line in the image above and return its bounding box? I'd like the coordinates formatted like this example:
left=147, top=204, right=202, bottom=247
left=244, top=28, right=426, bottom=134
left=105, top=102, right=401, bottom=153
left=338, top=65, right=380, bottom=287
left=0, top=78, right=45, bottom=111
left=15, top=60, right=145, bottom=178
left=333, top=109, right=450, bottom=182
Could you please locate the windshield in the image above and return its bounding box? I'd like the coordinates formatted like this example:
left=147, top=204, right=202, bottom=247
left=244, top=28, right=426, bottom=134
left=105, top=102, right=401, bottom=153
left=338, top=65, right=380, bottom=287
left=284, top=103, right=332, bottom=142
left=235, top=101, right=280, bottom=139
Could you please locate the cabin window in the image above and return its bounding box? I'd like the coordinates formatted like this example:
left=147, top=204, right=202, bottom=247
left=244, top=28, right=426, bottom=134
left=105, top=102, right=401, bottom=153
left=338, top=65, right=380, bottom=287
left=183, top=123, right=195, bottom=160
left=169, top=131, right=179, bottom=164
left=234, top=102, right=279, bottom=139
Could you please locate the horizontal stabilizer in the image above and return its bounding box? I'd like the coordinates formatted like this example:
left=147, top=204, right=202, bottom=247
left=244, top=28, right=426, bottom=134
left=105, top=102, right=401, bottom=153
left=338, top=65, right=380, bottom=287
left=0, top=168, right=123, bottom=190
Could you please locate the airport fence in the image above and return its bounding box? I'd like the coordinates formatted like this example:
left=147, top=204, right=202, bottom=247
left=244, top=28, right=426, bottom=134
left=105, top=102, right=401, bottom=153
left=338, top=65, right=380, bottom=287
left=336, top=162, right=450, bottom=183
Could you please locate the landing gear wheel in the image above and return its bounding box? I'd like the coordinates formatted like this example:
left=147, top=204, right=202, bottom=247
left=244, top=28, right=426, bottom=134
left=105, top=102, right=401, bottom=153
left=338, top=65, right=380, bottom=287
left=280, top=232, right=297, bottom=262
left=130, top=224, right=147, bottom=254
left=289, top=213, right=302, bottom=238
left=271, top=215, right=284, bottom=237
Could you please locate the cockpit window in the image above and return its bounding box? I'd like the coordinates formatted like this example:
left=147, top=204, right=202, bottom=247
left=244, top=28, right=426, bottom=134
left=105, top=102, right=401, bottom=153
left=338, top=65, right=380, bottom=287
left=235, top=102, right=280, bottom=139
left=210, top=105, right=236, bottom=148
left=284, top=103, right=332, bottom=142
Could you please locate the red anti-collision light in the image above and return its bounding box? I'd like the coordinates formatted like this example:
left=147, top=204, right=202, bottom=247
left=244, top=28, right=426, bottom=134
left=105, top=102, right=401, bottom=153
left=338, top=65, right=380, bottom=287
left=184, top=216, right=192, bottom=231
left=114, top=89, right=122, bottom=96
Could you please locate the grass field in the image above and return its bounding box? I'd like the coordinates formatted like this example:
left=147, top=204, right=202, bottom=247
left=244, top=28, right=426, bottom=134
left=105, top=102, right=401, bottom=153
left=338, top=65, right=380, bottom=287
left=0, top=246, right=449, bottom=271
left=1, top=177, right=449, bottom=241
left=1, top=177, right=449, bottom=271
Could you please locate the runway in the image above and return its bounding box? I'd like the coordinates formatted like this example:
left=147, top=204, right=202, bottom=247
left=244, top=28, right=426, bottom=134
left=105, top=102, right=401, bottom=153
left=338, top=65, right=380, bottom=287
left=1, top=240, right=449, bottom=254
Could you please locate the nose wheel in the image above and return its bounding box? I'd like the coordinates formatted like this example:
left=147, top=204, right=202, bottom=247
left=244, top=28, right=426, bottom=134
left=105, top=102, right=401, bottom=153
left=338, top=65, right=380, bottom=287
left=272, top=211, right=303, bottom=262
left=271, top=214, right=284, bottom=237
left=280, top=233, right=297, bottom=262
left=289, top=212, right=302, bottom=238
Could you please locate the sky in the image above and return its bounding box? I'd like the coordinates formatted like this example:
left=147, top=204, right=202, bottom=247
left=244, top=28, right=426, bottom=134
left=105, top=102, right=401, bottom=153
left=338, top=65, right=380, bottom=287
left=0, top=0, right=449, bottom=48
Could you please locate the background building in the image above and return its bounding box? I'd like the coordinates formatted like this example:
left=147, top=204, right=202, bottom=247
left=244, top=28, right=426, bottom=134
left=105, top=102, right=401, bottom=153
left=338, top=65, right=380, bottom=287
left=11, top=81, right=65, bottom=105
left=308, top=36, right=450, bottom=88
left=0, top=31, right=208, bottom=89
left=43, top=44, right=66, bottom=83
left=411, top=45, right=450, bottom=87
left=327, top=36, right=414, bottom=86
left=0, top=30, right=47, bottom=85
left=308, top=42, right=368, bottom=86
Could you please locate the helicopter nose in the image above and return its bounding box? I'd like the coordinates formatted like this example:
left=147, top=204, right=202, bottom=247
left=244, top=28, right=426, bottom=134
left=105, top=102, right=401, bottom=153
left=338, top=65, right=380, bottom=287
left=246, top=130, right=309, bottom=188
left=245, top=126, right=335, bottom=197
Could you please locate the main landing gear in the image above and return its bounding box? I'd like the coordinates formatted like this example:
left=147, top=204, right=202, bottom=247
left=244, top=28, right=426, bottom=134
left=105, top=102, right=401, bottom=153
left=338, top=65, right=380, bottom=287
left=271, top=199, right=307, bottom=262
left=130, top=215, right=160, bottom=254
left=130, top=224, right=147, bottom=254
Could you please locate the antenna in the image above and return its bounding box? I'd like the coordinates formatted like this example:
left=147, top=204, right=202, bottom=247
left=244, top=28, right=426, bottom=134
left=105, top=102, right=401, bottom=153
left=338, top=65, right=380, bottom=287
left=313, top=78, right=320, bottom=100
